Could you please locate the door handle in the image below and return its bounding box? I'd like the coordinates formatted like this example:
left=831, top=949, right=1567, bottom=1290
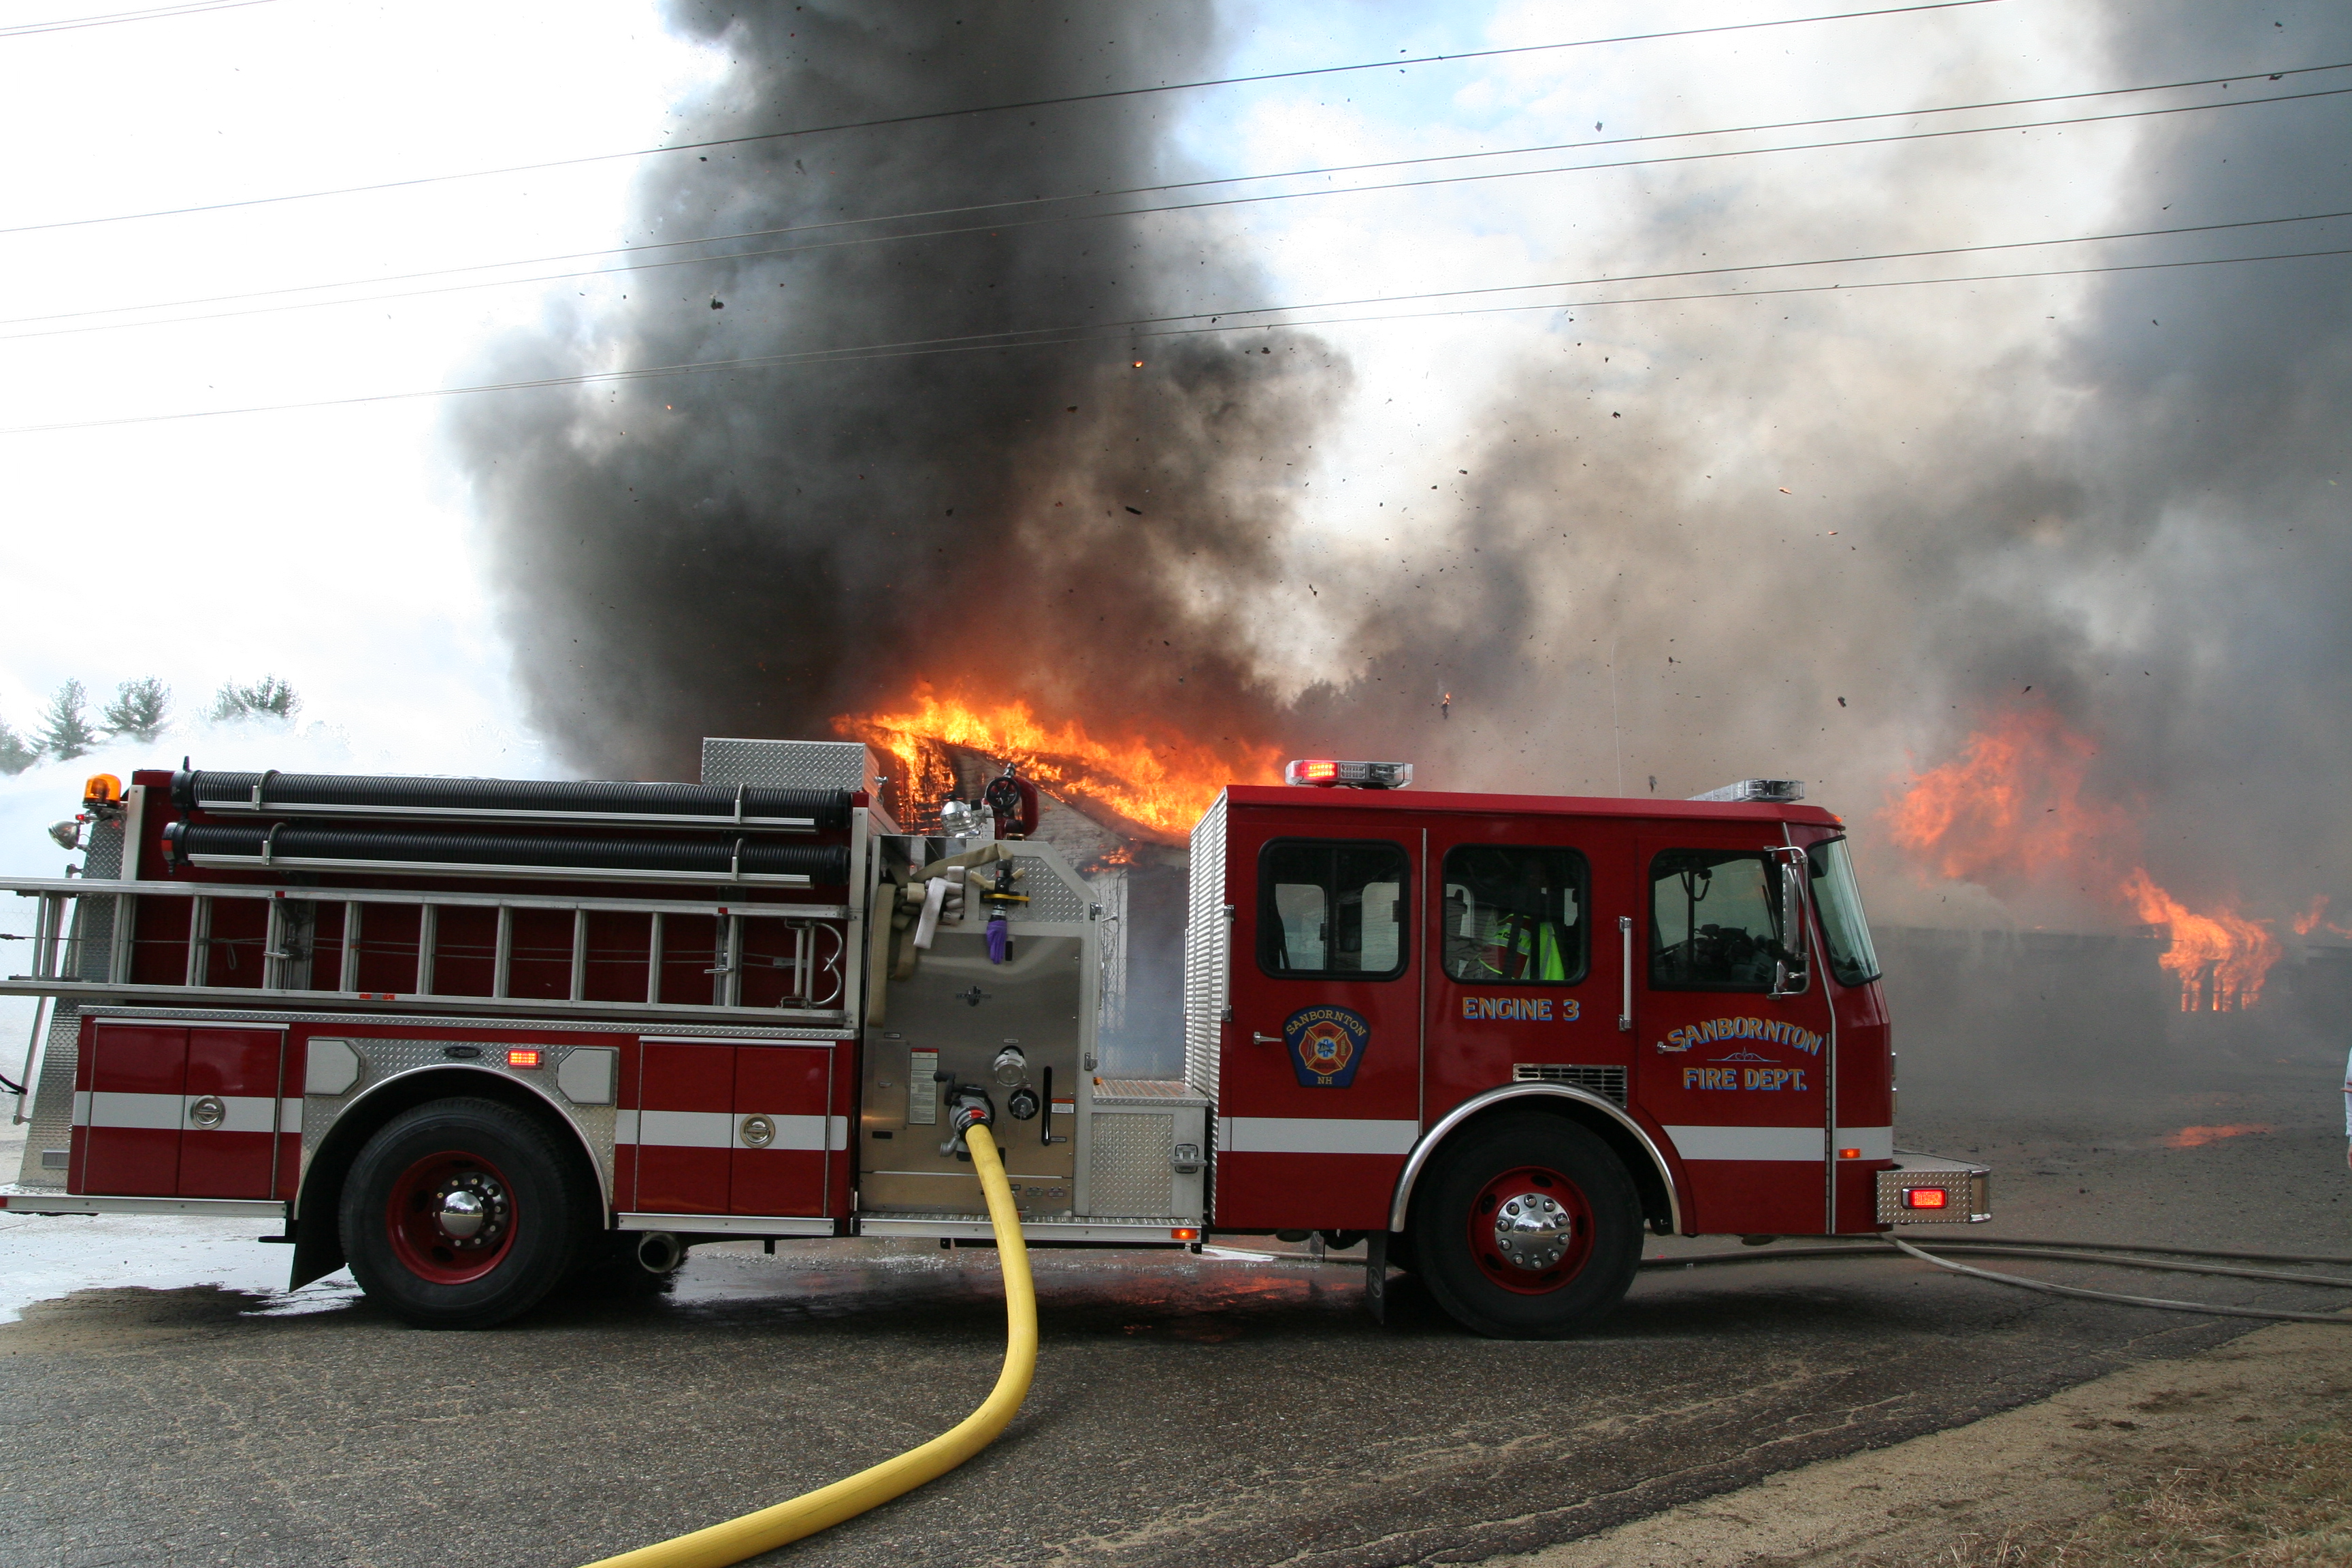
left=1618, top=915, right=1634, bottom=1032
left=1251, top=1032, right=1282, bottom=1045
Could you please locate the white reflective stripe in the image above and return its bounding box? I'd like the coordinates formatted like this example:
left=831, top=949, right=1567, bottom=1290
left=86, top=1092, right=185, bottom=1130
left=1218, top=1116, right=1420, bottom=1156
left=617, top=1110, right=844, bottom=1149
left=279, top=1098, right=304, bottom=1134
left=738, top=1113, right=830, bottom=1151
left=72, top=1090, right=91, bottom=1126
left=1665, top=1124, right=1825, bottom=1162
left=633, top=1109, right=734, bottom=1149
left=1834, top=1126, right=1894, bottom=1160
left=186, top=1095, right=278, bottom=1134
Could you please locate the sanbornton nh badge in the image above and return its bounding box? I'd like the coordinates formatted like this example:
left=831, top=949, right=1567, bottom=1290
left=1284, top=1004, right=1371, bottom=1088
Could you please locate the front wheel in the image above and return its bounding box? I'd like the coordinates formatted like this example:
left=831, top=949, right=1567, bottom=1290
left=1411, top=1113, right=1642, bottom=1339
left=340, top=1097, right=595, bottom=1328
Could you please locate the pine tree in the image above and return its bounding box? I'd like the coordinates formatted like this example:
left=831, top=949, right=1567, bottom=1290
left=0, top=719, right=36, bottom=776
left=101, top=677, right=171, bottom=743
left=210, top=675, right=299, bottom=723
left=35, top=681, right=99, bottom=761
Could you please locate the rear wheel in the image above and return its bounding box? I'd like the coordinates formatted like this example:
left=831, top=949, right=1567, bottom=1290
left=340, top=1097, right=594, bottom=1328
left=1411, top=1113, right=1642, bottom=1339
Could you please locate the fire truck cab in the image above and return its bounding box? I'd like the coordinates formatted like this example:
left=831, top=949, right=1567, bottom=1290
left=2, top=740, right=1987, bottom=1339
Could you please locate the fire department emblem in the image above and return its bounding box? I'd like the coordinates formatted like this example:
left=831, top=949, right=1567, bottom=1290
left=1284, top=1004, right=1371, bottom=1088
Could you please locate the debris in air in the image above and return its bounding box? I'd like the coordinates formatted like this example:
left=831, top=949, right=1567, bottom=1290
left=1838, top=697, right=1848, bottom=707
left=1124, top=506, right=1142, bottom=516
left=710, top=298, right=724, bottom=310
left=1779, top=487, right=1792, bottom=495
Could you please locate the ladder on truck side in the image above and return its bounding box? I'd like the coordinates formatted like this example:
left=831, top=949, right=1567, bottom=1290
left=1, top=876, right=861, bottom=1026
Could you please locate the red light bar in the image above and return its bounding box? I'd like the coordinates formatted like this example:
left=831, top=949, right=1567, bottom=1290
left=507, top=1049, right=543, bottom=1069
left=1901, top=1186, right=1948, bottom=1210
left=1282, top=758, right=1413, bottom=789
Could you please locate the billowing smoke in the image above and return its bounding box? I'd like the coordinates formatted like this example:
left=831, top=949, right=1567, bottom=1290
left=450, top=2, right=1348, bottom=791
left=1291, top=0, right=2352, bottom=936
left=455, top=0, right=2350, bottom=938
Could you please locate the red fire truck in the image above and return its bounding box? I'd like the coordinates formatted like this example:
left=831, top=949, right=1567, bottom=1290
left=2, top=739, right=1987, bottom=1339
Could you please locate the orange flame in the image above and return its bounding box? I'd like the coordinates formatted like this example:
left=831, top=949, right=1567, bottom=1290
left=1884, top=708, right=2129, bottom=885
left=2289, top=895, right=2352, bottom=939
left=2121, top=868, right=2281, bottom=1011
left=2161, top=1123, right=2273, bottom=1149
left=835, top=683, right=1280, bottom=836
left=1887, top=707, right=2287, bottom=1011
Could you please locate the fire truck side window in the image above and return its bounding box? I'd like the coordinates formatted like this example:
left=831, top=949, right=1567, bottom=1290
left=1257, top=839, right=1411, bottom=980
left=1441, top=845, right=1589, bottom=984
left=1648, top=849, right=1792, bottom=992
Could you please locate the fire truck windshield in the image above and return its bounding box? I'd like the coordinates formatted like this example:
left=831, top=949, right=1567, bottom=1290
left=1806, top=837, right=1883, bottom=985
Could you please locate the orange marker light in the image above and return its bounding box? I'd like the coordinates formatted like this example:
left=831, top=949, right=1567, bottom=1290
left=1902, top=1187, right=1949, bottom=1209
left=1171, top=1227, right=1200, bottom=1241
left=507, top=1049, right=543, bottom=1069
left=1837, top=1147, right=1861, bottom=1159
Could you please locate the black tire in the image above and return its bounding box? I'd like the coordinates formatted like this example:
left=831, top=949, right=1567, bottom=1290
left=1410, top=1112, right=1642, bottom=1339
left=340, top=1096, right=596, bottom=1329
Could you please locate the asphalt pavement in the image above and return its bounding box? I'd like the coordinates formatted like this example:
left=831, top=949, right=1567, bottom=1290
left=1, top=1007, right=2346, bottom=1568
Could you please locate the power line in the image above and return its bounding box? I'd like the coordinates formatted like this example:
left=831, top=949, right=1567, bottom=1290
left=0, top=0, right=2011, bottom=235
left=0, top=0, right=279, bottom=37
left=6, top=229, right=2341, bottom=436
left=13, top=75, right=2347, bottom=344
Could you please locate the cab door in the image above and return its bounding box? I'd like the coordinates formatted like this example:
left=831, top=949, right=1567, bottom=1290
left=1217, top=816, right=1423, bottom=1231
left=1635, top=831, right=1833, bottom=1236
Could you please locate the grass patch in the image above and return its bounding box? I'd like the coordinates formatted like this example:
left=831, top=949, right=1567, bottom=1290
left=1864, top=1421, right=2352, bottom=1566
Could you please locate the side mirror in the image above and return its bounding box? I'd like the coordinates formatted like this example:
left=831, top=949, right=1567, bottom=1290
left=1767, top=846, right=1809, bottom=997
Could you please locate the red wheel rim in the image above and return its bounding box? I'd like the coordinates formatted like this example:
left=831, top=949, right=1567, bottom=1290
left=385, top=1149, right=517, bottom=1285
left=1467, top=1164, right=1593, bottom=1294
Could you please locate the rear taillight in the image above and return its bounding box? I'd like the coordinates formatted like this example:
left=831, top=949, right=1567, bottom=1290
left=1901, top=1187, right=1949, bottom=1210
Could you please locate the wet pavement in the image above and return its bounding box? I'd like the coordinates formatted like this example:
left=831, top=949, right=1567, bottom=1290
left=1, top=1024, right=2347, bottom=1567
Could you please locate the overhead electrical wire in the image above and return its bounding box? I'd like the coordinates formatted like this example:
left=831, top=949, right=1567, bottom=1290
left=5, top=227, right=2345, bottom=438
left=10, top=72, right=2347, bottom=345
left=0, top=0, right=2011, bottom=235
left=0, top=0, right=278, bottom=37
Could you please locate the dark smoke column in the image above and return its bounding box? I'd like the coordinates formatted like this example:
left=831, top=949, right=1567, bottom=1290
left=448, top=3, right=1341, bottom=783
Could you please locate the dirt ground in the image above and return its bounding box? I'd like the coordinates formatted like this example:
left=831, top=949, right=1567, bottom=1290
left=1503, top=1313, right=2352, bottom=1567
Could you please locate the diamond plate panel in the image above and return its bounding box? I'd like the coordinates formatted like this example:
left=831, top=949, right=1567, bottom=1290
left=301, top=1039, right=619, bottom=1205
left=14, top=1001, right=84, bottom=1189
left=1088, top=1111, right=1175, bottom=1219
left=701, top=738, right=878, bottom=793
left=1007, top=853, right=1088, bottom=923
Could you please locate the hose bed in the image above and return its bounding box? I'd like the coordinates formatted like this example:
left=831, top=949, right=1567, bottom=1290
left=165, top=821, right=850, bottom=885
left=173, top=768, right=851, bottom=832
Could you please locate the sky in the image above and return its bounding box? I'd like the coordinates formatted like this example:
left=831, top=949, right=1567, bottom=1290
left=1, top=0, right=2346, bottom=1013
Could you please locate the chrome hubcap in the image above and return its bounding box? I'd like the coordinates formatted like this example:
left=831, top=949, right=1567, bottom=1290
left=1490, top=1190, right=1574, bottom=1271
left=431, top=1177, right=506, bottom=1246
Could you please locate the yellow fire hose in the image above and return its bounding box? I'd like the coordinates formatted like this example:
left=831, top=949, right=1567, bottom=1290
left=582, top=1122, right=1036, bottom=1567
